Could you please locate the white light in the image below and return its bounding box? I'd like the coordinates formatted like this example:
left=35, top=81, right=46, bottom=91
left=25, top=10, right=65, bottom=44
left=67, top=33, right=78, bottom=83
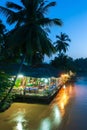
left=12, top=111, right=27, bottom=130
left=44, top=79, right=48, bottom=83
left=17, top=74, right=24, bottom=78
left=39, top=118, right=51, bottom=130
left=53, top=105, right=62, bottom=125
left=63, top=85, right=66, bottom=89
left=16, top=122, right=23, bottom=130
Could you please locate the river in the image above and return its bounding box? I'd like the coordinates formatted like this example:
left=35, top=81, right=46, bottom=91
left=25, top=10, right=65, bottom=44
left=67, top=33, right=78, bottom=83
left=0, top=77, right=87, bottom=130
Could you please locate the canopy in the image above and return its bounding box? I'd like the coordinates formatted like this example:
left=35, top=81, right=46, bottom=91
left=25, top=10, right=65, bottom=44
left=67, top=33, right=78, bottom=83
left=0, top=63, right=60, bottom=78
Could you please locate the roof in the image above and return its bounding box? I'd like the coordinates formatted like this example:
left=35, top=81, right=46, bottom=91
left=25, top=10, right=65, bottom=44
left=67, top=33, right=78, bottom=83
left=0, top=63, right=60, bottom=78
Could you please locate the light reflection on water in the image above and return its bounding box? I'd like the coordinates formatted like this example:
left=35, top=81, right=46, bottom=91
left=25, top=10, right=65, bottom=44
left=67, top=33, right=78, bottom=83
left=39, top=105, right=62, bottom=130
left=0, top=77, right=87, bottom=130
left=12, top=110, right=27, bottom=130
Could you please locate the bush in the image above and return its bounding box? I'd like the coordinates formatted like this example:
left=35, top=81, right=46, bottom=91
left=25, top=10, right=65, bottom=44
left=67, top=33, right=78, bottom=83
left=0, top=71, right=14, bottom=111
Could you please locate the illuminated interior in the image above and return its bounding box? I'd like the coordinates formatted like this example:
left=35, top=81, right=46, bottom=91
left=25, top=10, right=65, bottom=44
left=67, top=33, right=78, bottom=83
left=13, top=75, right=60, bottom=96
left=13, top=72, right=72, bottom=97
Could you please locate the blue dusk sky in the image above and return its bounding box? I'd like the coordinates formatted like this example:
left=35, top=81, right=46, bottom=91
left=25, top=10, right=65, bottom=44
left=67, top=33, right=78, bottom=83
left=0, top=0, right=87, bottom=60
left=48, top=0, right=87, bottom=60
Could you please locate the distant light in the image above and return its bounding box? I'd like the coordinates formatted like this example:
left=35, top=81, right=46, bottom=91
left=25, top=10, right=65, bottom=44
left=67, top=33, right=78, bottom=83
left=44, top=79, right=48, bottom=83
left=17, top=74, right=24, bottom=78
left=60, top=102, right=64, bottom=109
left=61, top=74, right=69, bottom=78
left=63, top=85, right=66, bottom=89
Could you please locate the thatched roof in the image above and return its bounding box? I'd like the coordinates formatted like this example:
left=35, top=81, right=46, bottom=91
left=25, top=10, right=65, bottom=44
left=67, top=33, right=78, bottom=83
left=0, top=63, right=60, bottom=78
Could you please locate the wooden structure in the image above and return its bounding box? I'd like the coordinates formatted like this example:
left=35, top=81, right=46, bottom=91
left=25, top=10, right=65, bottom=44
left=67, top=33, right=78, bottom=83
left=0, top=63, right=63, bottom=103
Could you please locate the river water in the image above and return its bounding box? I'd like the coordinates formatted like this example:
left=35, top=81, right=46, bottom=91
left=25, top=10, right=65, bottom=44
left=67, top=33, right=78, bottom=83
left=0, top=77, right=87, bottom=130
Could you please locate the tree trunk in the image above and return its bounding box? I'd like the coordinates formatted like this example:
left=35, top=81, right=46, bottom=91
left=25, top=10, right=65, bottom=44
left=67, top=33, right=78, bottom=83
left=0, top=54, right=26, bottom=107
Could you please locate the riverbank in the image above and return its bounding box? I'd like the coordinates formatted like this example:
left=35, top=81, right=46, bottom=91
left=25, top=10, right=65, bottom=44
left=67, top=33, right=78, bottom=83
left=0, top=85, right=62, bottom=112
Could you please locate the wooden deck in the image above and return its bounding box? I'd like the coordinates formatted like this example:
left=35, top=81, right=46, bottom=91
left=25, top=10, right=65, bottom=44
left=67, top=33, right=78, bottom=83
left=13, top=86, right=62, bottom=104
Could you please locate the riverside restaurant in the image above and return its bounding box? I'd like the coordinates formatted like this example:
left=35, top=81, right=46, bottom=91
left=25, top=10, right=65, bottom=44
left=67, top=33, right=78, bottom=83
left=0, top=63, right=71, bottom=103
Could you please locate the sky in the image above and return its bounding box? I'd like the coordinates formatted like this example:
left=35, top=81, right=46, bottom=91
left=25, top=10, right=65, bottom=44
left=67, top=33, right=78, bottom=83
left=0, top=0, right=87, bottom=61
left=48, top=0, right=87, bottom=60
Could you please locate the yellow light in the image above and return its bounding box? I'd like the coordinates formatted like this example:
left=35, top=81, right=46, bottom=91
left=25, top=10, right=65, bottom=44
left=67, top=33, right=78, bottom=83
left=60, top=102, right=64, bottom=109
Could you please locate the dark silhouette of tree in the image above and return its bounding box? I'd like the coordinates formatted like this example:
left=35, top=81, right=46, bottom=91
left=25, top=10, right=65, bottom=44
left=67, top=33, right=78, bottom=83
left=0, top=0, right=62, bottom=107
left=0, top=0, right=62, bottom=64
left=0, top=71, right=14, bottom=111
left=54, top=32, right=71, bottom=56
left=74, top=58, right=87, bottom=74
left=50, top=54, right=75, bottom=71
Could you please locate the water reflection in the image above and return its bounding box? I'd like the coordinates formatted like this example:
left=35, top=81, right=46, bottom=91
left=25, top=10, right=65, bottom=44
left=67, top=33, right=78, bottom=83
left=39, top=105, right=62, bottom=130
left=0, top=83, right=75, bottom=130
left=51, top=84, right=74, bottom=118
left=52, top=105, right=61, bottom=124
left=12, top=110, right=27, bottom=130
left=39, top=118, right=51, bottom=130
left=16, top=122, right=23, bottom=130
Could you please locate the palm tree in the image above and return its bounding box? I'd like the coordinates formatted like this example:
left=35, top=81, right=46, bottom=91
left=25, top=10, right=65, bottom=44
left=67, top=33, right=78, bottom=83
left=54, top=32, right=71, bottom=55
left=0, top=0, right=62, bottom=63
left=0, top=0, right=62, bottom=107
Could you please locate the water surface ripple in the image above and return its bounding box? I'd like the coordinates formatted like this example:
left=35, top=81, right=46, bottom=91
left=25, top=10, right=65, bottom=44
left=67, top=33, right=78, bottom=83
left=0, top=77, right=87, bottom=130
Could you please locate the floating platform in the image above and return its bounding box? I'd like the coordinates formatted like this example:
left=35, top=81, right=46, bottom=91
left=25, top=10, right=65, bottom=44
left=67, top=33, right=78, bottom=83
left=13, top=86, right=62, bottom=104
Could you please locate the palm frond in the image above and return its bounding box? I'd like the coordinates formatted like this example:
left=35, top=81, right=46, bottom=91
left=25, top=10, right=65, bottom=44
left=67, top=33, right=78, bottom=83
left=0, top=6, right=17, bottom=25
left=60, top=32, right=71, bottom=42
left=42, top=2, right=56, bottom=13
left=65, top=37, right=71, bottom=42
left=6, top=2, right=22, bottom=10
left=56, top=35, right=61, bottom=40
left=38, top=27, right=56, bottom=56
left=0, top=6, right=14, bottom=17
left=53, top=18, right=62, bottom=26
left=44, top=27, right=51, bottom=33
left=64, top=42, right=70, bottom=46
left=33, top=0, right=42, bottom=12
left=38, top=18, right=62, bottom=27
left=6, top=13, right=18, bottom=25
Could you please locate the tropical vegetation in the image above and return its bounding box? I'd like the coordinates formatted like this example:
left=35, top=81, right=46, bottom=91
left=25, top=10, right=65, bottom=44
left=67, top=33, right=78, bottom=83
left=0, top=71, right=14, bottom=111
left=0, top=0, right=62, bottom=64
left=54, top=32, right=71, bottom=56
left=51, top=32, right=71, bottom=71
left=0, top=0, right=84, bottom=112
left=0, top=0, right=62, bottom=109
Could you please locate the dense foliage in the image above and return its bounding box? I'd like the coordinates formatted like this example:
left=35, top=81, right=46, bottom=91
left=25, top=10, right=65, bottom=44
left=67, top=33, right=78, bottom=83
left=50, top=54, right=75, bottom=71
left=0, top=0, right=62, bottom=65
left=0, top=71, right=14, bottom=111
